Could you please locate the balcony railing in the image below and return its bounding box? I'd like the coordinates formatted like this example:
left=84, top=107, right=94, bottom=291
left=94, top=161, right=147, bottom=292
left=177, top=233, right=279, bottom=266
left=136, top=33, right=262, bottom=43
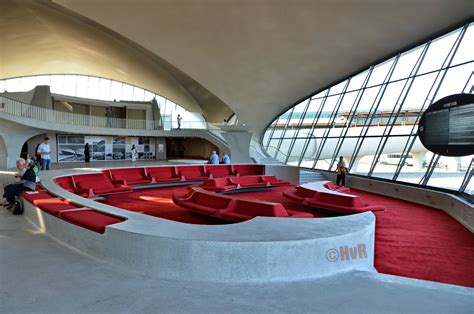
left=0, top=95, right=208, bottom=130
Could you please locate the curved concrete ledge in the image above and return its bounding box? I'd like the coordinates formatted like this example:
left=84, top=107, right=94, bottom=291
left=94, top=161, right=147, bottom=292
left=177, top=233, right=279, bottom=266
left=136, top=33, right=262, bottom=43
left=23, top=166, right=376, bottom=283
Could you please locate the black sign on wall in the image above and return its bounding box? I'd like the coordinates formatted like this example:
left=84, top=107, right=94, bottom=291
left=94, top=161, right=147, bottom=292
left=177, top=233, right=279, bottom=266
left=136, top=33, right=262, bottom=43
left=418, top=93, right=474, bottom=157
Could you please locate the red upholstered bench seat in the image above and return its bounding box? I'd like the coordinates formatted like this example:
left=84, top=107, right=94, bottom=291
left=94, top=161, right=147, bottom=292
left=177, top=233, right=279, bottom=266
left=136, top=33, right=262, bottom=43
left=179, top=191, right=233, bottom=215
left=36, top=199, right=81, bottom=216
left=54, top=177, right=75, bottom=191
left=305, top=193, right=385, bottom=213
left=205, top=165, right=235, bottom=178
left=261, top=175, right=291, bottom=186
left=106, top=168, right=152, bottom=186
left=200, top=178, right=238, bottom=192
left=177, top=166, right=208, bottom=180
left=323, top=182, right=350, bottom=193
left=282, top=186, right=318, bottom=202
left=219, top=199, right=312, bottom=222
left=59, top=210, right=126, bottom=234
left=175, top=188, right=313, bottom=222
left=72, top=173, right=132, bottom=197
left=232, top=164, right=265, bottom=176
left=229, top=175, right=268, bottom=187
left=21, top=190, right=57, bottom=205
left=146, top=166, right=182, bottom=182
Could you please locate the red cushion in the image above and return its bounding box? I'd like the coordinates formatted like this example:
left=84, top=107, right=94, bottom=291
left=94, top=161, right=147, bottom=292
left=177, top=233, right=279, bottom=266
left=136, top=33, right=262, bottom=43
left=93, top=186, right=132, bottom=195
left=180, top=201, right=217, bottom=215
left=22, top=191, right=56, bottom=204
left=146, top=166, right=178, bottom=179
left=230, top=200, right=289, bottom=217
left=59, top=210, right=125, bottom=234
left=74, top=174, right=115, bottom=190
left=177, top=166, right=206, bottom=179
left=189, top=192, right=232, bottom=209
left=38, top=201, right=79, bottom=216
left=113, top=174, right=143, bottom=181
left=55, top=177, right=75, bottom=190
left=230, top=176, right=265, bottom=186
left=232, top=165, right=264, bottom=176
left=206, top=165, right=233, bottom=178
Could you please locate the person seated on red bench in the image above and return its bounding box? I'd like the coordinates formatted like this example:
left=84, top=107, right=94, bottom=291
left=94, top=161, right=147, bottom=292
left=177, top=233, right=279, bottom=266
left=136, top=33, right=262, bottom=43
left=336, top=156, right=348, bottom=187
left=3, top=159, right=36, bottom=211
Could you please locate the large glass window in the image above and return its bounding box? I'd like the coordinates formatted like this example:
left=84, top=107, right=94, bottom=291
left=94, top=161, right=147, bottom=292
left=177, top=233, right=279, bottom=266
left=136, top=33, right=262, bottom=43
left=0, top=74, right=200, bottom=125
left=262, top=22, right=474, bottom=195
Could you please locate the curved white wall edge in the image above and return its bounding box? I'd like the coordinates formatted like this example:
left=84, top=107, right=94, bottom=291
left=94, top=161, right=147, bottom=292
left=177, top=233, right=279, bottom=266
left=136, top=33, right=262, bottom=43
left=22, top=166, right=376, bottom=283
left=323, top=172, right=474, bottom=233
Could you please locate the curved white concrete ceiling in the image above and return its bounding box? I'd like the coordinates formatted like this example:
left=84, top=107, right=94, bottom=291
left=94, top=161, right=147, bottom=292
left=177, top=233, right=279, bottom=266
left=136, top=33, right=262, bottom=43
left=4, top=1, right=474, bottom=137
left=53, top=0, right=474, bottom=138
left=0, top=0, right=233, bottom=121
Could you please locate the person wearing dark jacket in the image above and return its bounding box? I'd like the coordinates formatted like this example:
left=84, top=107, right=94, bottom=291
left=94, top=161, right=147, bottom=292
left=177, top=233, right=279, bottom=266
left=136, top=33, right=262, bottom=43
left=3, top=159, right=36, bottom=207
left=84, top=143, right=91, bottom=163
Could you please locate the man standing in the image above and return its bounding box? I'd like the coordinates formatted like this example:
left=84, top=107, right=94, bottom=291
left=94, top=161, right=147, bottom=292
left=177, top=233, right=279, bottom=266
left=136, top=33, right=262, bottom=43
left=177, top=114, right=182, bottom=130
left=336, top=156, right=347, bottom=186
left=222, top=153, right=231, bottom=164
left=210, top=151, right=219, bottom=165
left=37, top=137, right=52, bottom=171
left=105, top=107, right=112, bottom=127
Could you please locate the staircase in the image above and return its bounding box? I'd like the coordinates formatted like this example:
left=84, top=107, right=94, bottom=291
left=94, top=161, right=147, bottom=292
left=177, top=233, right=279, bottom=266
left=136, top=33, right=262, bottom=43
left=299, top=170, right=327, bottom=184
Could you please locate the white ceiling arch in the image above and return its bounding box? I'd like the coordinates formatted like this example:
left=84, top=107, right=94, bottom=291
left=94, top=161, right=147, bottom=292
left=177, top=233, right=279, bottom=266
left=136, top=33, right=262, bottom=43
left=41, top=1, right=474, bottom=136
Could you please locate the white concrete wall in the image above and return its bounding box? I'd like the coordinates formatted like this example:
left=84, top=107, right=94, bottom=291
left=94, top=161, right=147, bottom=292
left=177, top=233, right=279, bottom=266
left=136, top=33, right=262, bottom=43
left=322, top=172, right=474, bottom=232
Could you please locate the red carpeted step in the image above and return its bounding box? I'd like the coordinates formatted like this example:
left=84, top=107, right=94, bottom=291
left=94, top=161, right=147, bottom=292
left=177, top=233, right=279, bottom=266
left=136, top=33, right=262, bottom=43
left=59, top=210, right=126, bottom=234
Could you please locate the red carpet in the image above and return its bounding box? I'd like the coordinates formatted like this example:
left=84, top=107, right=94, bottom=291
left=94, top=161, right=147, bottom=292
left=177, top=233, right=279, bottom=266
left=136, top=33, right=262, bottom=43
left=350, top=188, right=474, bottom=288
left=100, top=185, right=474, bottom=287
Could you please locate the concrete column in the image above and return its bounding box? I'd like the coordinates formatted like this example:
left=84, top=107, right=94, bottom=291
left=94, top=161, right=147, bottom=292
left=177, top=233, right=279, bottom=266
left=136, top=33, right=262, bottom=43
left=221, top=131, right=253, bottom=163
left=411, top=151, right=425, bottom=171
left=0, top=119, right=41, bottom=169
left=454, top=157, right=462, bottom=172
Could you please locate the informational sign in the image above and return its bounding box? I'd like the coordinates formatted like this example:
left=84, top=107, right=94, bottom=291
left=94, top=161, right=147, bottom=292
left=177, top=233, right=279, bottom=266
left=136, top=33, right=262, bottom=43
left=418, top=94, right=474, bottom=156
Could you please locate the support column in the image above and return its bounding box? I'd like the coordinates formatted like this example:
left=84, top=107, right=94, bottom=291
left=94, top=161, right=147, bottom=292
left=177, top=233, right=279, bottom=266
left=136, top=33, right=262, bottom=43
left=411, top=151, right=426, bottom=172
left=0, top=119, right=41, bottom=169
left=221, top=131, right=253, bottom=163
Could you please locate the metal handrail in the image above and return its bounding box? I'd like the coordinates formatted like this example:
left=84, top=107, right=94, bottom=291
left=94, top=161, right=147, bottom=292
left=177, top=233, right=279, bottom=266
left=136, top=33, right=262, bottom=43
left=0, top=95, right=208, bottom=130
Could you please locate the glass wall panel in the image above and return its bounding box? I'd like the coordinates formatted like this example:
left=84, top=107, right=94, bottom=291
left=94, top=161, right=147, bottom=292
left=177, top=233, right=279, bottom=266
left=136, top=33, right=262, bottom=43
left=263, top=22, right=473, bottom=194
left=0, top=74, right=199, bottom=125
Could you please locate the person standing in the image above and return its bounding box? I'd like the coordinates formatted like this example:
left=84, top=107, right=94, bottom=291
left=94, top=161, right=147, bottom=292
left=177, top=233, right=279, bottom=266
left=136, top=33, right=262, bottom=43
left=84, top=143, right=91, bottom=163
left=131, top=144, right=138, bottom=165
left=105, top=107, right=112, bottom=127
left=222, top=153, right=231, bottom=164
left=209, top=151, right=219, bottom=165
left=37, top=137, right=51, bottom=171
left=34, top=143, right=42, bottom=168
left=336, top=156, right=348, bottom=186
left=177, top=114, right=182, bottom=130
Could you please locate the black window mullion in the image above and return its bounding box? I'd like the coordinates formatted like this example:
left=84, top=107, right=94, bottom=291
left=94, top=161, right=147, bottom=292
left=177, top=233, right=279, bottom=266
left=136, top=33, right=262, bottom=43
left=310, top=79, right=351, bottom=169
left=273, top=107, right=295, bottom=159
left=394, top=25, right=467, bottom=181
left=296, top=90, right=330, bottom=166
left=367, top=44, right=430, bottom=176
left=347, top=59, right=398, bottom=171
left=459, top=158, right=473, bottom=193
left=284, top=98, right=312, bottom=164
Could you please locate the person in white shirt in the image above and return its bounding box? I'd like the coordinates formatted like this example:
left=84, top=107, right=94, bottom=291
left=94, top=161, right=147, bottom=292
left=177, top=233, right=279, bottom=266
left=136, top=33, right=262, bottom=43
left=37, top=137, right=52, bottom=170
left=336, top=156, right=348, bottom=186
left=131, top=144, right=138, bottom=164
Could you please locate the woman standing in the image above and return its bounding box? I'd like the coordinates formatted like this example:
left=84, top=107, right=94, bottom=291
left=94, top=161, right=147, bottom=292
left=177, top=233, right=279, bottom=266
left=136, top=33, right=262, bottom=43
left=131, top=144, right=138, bottom=165
left=84, top=143, right=91, bottom=163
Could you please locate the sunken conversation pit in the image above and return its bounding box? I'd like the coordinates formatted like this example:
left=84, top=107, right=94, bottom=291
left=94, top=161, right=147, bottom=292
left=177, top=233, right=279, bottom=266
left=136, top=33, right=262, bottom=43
left=21, top=164, right=376, bottom=283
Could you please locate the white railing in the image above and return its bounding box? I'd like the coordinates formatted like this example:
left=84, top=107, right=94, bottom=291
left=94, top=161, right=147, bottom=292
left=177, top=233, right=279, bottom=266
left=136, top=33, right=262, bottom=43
left=0, top=95, right=208, bottom=130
